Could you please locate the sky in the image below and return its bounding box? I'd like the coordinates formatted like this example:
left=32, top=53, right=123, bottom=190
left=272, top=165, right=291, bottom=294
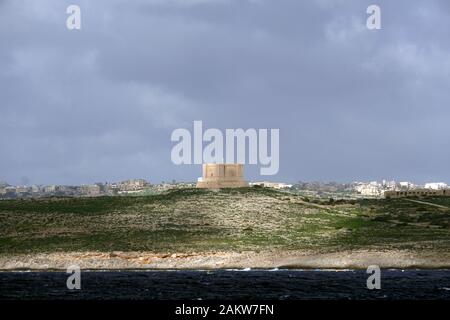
left=1, top=0, right=450, bottom=185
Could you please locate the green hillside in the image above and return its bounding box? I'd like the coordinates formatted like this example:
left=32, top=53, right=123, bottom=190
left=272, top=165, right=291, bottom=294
left=1, top=187, right=450, bottom=254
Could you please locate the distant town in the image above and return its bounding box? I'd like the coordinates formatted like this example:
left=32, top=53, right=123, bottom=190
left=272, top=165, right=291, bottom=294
left=0, top=178, right=448, bottom=200
left=0, top=179, right=193, bottom=200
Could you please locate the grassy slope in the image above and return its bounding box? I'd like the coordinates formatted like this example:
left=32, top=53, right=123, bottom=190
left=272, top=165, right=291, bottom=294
left=0, top=188, right=450, bottom=255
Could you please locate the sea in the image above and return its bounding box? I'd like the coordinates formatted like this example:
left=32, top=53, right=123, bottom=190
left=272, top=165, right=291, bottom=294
left=1, top=269, right=450, bottom=300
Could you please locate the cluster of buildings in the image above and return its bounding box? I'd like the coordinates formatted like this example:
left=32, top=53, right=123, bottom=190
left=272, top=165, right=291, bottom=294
left=2, top=165, right=449, bottom=200
left=249, top=181, right=293, bottom=189
left=353, top=180, right=400, bottom=197
left=353, top=180, right=449, bottom=198
left=0, top=179, right=202, bottom=199
left=0, top=179, right=151, bottom=199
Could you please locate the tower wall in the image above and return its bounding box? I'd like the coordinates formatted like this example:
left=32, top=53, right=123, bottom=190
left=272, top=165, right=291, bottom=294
left=196, top=164, right=248, bottom=189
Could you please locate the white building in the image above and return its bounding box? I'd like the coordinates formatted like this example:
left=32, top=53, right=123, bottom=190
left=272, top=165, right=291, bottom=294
left=358, top=185, right=383, bottom=196
left=31, top=185, right=42, bottom=193
left=424, top=182, right=448, bottom=190
left=250, top=182, right=293, bottom=189
left=44, top=185, right=57, bottom=193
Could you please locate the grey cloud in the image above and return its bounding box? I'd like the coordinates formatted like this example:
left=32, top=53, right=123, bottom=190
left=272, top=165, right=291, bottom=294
left=1, top=0, right=450, bottom=185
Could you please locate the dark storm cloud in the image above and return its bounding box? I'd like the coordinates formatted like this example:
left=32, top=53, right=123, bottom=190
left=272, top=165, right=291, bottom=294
left=1, top=0, right=449, bottom=185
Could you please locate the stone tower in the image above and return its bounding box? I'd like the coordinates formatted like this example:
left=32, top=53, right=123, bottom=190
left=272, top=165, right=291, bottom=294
left=196, top=163, right=248, bottom=189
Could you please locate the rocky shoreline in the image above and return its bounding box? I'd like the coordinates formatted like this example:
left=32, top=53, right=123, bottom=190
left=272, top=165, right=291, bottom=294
left=1, top=250, right=450, bottom=270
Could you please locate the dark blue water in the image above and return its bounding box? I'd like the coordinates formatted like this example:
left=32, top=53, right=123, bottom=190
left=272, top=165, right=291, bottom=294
left=1, top=269, right=450, bottom=300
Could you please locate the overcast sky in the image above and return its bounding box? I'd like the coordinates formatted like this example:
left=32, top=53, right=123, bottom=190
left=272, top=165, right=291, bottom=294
left=1, top=0, right=450, bottom=185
